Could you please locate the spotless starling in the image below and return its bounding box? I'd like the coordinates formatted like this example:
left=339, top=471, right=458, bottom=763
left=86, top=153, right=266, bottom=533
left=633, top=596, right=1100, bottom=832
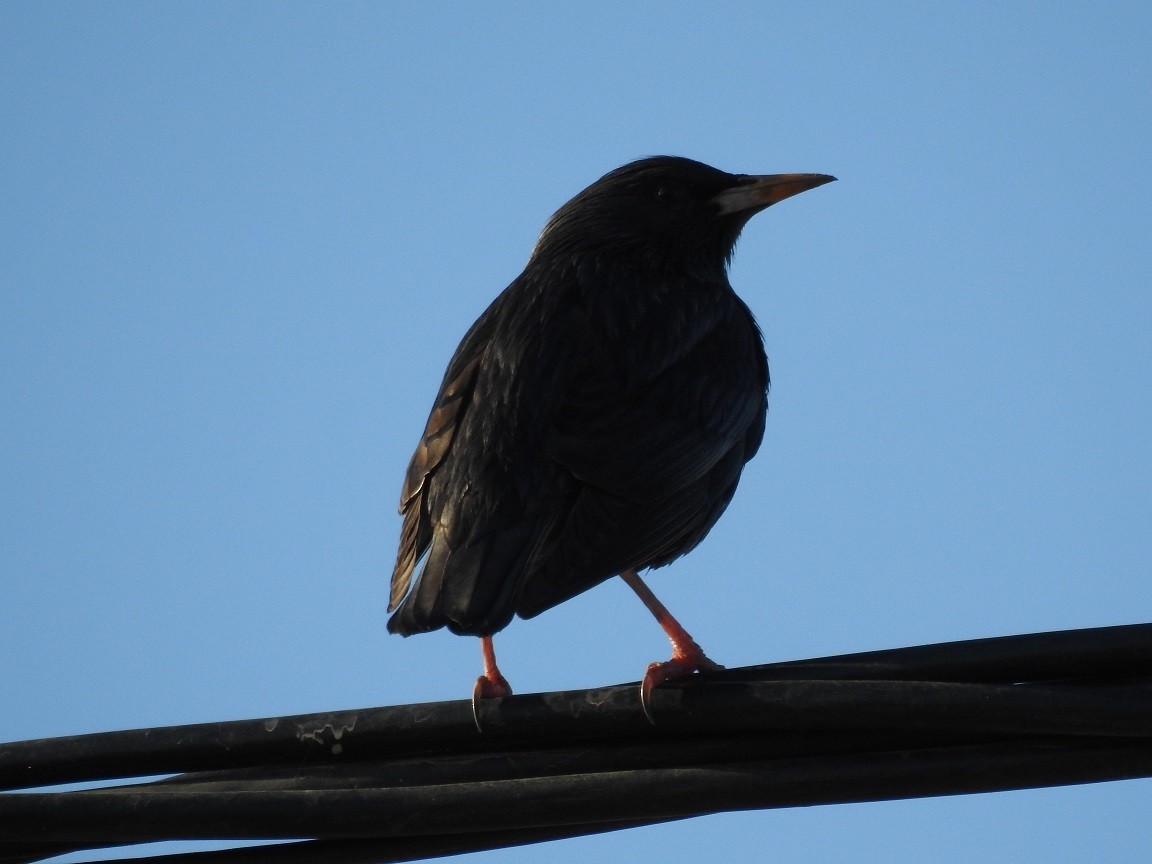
left=388, top=156, right=834, bottom=721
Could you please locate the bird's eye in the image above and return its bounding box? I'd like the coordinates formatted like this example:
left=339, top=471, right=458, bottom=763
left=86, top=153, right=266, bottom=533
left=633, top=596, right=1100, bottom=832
left=655, top=183, right=685, bottom=203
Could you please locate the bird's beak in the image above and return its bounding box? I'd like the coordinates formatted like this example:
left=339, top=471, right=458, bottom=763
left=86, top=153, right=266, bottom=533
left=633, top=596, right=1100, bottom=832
left=713, top=173, right=837, bottom=216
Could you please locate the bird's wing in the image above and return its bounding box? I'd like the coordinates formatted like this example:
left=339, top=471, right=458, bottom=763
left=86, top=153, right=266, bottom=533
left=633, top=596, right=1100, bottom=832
left=548, top=296, right=766, bottom=499
left=517, top=301, right=767, bottom=617
left=516, top=441, right=751, bottom=619
left=388, top=274, right=578, bottom=630
left=388, top=302, right=499, bottom=612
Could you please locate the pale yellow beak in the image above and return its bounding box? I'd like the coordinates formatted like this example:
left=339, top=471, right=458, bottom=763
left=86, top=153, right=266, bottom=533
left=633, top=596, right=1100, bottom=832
left=713, top=173, right=837, bottom=215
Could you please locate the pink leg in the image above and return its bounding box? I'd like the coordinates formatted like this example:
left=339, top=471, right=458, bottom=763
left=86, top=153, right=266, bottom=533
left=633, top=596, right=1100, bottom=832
left=471, top=635, right=512, bottom=732
left=620, top=568, right=723, bottom=722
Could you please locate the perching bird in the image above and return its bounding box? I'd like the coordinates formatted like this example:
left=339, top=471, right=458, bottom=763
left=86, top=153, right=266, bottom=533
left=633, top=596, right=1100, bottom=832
left=388, top=156, right=834, bottom=720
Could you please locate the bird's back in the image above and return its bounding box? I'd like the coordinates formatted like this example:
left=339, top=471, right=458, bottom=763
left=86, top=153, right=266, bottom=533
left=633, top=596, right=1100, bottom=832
left=388, top=254, right=768, bottom=637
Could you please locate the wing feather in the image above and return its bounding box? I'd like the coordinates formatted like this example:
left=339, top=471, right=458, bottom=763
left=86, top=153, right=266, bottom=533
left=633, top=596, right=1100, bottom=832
left=517, top=297, right=768, bottom=617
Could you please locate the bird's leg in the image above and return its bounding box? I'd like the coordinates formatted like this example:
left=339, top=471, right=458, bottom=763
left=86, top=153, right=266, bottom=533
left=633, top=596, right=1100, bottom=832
left=474, top=635, right=513, bottom=698
left=471, top=635, right=513, bottom=732
left=619, top=568, right=724, bottom=723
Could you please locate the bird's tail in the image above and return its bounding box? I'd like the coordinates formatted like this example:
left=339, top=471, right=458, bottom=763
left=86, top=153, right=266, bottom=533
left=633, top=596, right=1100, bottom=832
left=387, top=520, right=544, bottom=637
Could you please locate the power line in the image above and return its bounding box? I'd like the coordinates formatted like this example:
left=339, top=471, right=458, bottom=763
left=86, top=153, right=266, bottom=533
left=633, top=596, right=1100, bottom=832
left=3, top=623, right=1151, bottom=863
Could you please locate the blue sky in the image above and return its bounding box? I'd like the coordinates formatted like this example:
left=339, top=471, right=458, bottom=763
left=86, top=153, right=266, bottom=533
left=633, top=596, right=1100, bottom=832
left=2, top=3, right=1151, bottom=861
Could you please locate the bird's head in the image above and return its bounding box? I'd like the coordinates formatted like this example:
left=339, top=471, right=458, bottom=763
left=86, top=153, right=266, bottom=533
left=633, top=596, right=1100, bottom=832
left=530, top=156, right=835, bottom=277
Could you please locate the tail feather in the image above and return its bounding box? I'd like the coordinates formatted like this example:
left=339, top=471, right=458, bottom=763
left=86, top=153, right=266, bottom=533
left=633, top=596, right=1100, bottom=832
left=387, top=531, right=451, bottom=635
left=388, top=506, right=430, bottom=612
left=387, top=517, right=548, bottom=637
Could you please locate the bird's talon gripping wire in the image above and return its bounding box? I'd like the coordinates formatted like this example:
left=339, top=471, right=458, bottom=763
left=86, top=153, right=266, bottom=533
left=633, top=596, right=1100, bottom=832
left=471, top=636, right=513, bottom=733
left=639, top=654, right=725, bottom=724
left=470, top=673, right=512, bottom=733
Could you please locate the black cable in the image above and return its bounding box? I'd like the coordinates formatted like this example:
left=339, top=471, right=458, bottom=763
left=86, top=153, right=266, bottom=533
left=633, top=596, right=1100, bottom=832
left=2, top=623, right=1151, bottom=863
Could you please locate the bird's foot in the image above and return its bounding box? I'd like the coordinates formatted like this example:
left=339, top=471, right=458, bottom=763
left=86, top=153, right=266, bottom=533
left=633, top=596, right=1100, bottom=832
left=473, top=671, right=513, bottom=700
left=471, top=672, right=513, bottom=733
left=640, top=648, right=724, bottom=724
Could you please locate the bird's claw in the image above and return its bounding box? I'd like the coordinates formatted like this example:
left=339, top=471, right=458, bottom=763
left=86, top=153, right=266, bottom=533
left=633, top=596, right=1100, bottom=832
left=471, top=673, right=513, bottom=733
left=639, top=653, right=725, bottom=724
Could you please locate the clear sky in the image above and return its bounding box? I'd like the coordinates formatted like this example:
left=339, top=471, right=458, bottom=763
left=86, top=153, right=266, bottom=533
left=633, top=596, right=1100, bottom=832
left=3, top=3, right=1151, bottom=862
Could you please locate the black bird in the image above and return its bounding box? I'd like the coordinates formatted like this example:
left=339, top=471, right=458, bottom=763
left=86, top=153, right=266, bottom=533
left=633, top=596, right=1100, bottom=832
left=388, top=156, right=834, bottom=719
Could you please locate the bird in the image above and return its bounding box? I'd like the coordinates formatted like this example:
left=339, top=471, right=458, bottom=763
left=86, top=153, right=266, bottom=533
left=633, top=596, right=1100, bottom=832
left=387, top=156, right=834, bottom=722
